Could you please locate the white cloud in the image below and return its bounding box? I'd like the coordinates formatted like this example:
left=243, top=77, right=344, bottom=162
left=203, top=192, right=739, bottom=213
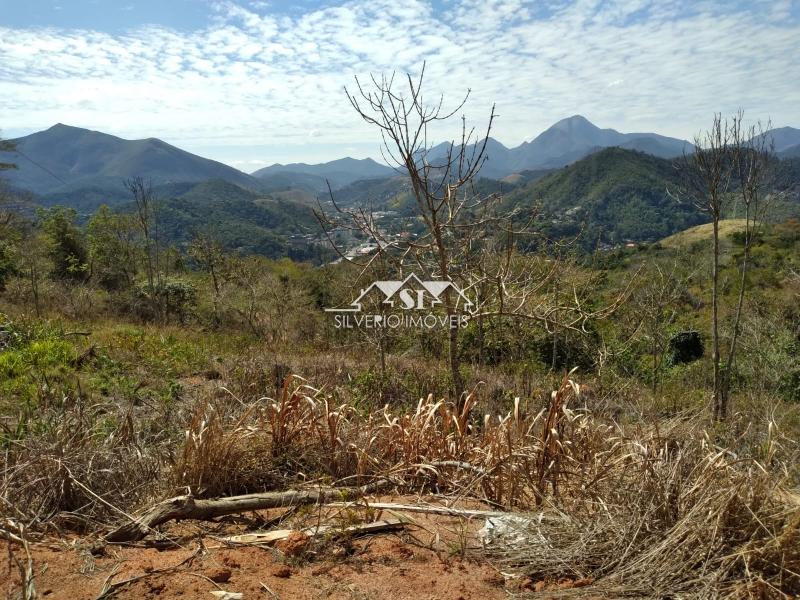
left=0, top=0, right=798, bottom=167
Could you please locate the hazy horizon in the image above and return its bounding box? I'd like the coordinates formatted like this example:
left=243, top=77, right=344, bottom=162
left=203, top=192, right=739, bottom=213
left=0, top=114, right=727, bottom=174
left=2, top=0, right=799, bottom=170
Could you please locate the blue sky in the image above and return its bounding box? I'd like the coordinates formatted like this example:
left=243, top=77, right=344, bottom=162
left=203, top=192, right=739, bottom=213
left=1, top=0, right=798, bottom=171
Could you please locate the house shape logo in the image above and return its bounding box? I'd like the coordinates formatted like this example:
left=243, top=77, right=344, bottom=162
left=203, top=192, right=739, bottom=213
left=325, top=273, right=475, bottom=313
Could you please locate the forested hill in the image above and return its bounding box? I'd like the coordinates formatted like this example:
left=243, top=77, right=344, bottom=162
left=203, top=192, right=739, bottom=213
left=127, top=179, right=328, bottom=262
left=506, top=147, right=706, bottom=246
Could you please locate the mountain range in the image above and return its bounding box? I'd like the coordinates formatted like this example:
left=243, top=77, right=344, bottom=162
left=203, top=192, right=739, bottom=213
left=761, top=127, right=800, bottom=159
left=253, top=156, right=396, bottom=192
left=425, top=115, right=695, bottom=179
left=248, top=116, right=695, bottom=190
left=3, top=117, right=798, bottom=203
left=1, top=117, right=798, bottom=259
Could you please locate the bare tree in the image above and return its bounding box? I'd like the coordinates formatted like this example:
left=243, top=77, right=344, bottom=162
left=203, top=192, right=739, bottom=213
left=18, top=232, right=47, bottom=318
left=675, top=115, right=732, bottom=420
left=86, top=205, right=140, bottom=290
left=317, top=63, right=500, bottom=399
left=675, top=112, right=774, bottom=420
left=318, top=65, right=630, bottom=401
left=720, top=115, right=774, bottom=415
left=0, top=132, right=15, bottom=172
left=634, top=260, right=691, bottom=398
left=0, top=133, right=18, bottom=228
left=189, top=231, right=225, bottom=325
left=125, top=176, right=162, bottom=318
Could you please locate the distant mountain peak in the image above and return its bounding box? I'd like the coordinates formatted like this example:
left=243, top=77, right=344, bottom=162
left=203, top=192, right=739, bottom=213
left=2, top=123, right=258, bottom=196
left=768, top=126, right=800, bottom=133
left=556, top=114, right=593, bottom=124
left=760, top=126, right=800, bottom=152
left=549, top=115, right=601, bottom=130
left=45, top=122, right=87, bottom=134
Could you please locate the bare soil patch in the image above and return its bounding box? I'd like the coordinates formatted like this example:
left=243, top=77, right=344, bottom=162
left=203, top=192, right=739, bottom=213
left=2, top=497, right=537, bottom=600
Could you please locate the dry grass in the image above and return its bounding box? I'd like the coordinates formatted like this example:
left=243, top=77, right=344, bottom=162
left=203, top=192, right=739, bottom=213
left=484, top=424, right=800, bottom=597
left=659, top=219, right=748, bottom=249
left=117, top=369, right=614, bottom=512
left=0, top=399, right=166, bottom=532
left=2, top=369, right=798, bottom=597
left=168, top=372, right=799, bottom=596
left=174, top=401, right=275, bottom=497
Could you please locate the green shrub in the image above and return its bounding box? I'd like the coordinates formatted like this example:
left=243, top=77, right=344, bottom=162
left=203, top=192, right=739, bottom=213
left=0, top=339, right=75, bottom=379
left=116, top=279, right=198, bottom=322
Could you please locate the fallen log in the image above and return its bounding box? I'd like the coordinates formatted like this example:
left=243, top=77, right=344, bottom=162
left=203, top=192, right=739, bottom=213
left=106, top=481, right=388, bottom=543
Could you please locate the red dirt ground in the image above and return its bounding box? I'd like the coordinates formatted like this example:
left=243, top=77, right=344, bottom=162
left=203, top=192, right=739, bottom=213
left=1, top=499, right=520, bottom=600
left=3, top=536, right=511, bottom=600
left=2, top=498, right=601, bottom=599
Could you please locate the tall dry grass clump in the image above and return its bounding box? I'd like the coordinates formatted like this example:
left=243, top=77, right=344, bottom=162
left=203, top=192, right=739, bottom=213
left=168, top=371, right=601, bottom=506
left=484, top=425, right=800, bottom=597
left=174, top=401, right=272, bottom=497
left=164, top=371, right=659, bottom=507
left=169, top=371, right=799, bottom=596
left=1, top=399, right=166, bottom=532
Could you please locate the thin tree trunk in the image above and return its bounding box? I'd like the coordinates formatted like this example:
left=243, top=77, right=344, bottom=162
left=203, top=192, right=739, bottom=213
left=477, top=307, right=484, bottom=366
left=722, top=205, right=752, bottom=420
left=379, top=329, right=387, bottom=377
left=711, top=216, right=721, bottom=421
left=448, top=320, right=463, bottom=402
left=210, top=265, right=220, bottom=325
left=432, top=216, right=463, bottom=403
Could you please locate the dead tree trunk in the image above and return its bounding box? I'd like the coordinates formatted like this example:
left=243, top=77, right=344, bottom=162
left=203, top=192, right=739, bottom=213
left=106, top=482, right=388, bottom=543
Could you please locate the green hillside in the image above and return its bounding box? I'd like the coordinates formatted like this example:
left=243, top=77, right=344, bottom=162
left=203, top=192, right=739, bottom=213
left=127, top=179, right=329, bottom=262
left=329, top=175, right=411, bottom=209
left=506, top=147, right=707, bottom=246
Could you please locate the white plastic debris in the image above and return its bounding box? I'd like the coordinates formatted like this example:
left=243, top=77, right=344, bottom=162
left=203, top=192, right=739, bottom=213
left=478, top=514, right=535, bottom=547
